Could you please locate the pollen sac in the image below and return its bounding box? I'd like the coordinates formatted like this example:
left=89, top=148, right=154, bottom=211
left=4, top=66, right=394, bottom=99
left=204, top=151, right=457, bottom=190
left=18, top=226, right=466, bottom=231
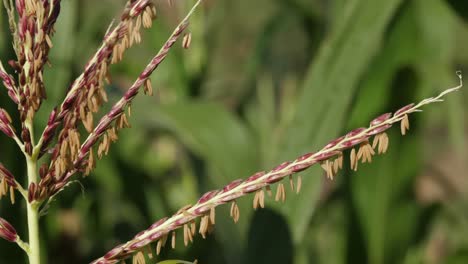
left=182, top=32, right=192, bottom=49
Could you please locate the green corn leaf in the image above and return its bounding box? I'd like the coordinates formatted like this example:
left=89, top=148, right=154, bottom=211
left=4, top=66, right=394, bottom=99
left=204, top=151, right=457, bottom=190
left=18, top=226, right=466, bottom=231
left=271, top=0, right=404, bottom=247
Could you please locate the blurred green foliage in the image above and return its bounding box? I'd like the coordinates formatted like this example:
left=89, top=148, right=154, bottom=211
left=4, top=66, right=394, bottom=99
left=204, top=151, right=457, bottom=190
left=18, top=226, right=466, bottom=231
left=1, top=0, right=468, bottom=263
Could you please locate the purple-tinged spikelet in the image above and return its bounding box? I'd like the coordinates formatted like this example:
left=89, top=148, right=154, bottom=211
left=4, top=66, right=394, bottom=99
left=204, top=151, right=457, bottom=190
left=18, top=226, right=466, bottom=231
left=0, top=217, right=17, bottom=242
left=0, top=163, right=17, bottom=188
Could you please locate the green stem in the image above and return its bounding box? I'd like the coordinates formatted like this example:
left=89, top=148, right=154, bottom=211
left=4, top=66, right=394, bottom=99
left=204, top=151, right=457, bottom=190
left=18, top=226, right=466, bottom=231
left=16, top=236, right=31, bottom=255
left=26, top=155, right=40, bottom=264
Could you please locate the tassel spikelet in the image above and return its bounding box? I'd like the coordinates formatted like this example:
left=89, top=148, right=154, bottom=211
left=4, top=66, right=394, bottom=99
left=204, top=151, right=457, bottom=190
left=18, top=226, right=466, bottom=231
left=0, top=217, right=17, bottom=242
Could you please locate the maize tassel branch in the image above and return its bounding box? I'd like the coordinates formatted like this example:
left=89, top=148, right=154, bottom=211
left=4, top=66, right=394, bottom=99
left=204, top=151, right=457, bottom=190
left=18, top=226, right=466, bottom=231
left=36, top=0, right=159, bottom=157
left=31, top=0, right=202, bottom=203
left=91, top=73, right=462, bottom=264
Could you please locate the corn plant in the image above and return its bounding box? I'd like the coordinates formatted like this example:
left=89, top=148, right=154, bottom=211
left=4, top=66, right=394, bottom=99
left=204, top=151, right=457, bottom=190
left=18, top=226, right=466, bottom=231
left=0, top=0, right=464, bottom=263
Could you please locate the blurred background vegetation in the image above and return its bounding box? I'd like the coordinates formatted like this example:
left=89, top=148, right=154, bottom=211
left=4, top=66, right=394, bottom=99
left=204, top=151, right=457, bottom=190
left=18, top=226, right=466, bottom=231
left=1, top=0, right=468, bottom=263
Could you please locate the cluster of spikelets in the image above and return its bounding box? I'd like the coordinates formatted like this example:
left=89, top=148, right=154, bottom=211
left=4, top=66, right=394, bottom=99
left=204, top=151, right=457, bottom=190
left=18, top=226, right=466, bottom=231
left=86, top=73, right=462, bottom=263
left=0, top=0, right=197, bottom=205
left=0, top=0, right=463, bottom=263
left=0, top=0, right=197, bottom=258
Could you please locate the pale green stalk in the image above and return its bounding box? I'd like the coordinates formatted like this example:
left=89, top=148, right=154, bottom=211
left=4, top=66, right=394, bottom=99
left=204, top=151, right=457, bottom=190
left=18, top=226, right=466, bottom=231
left=25, top=119, right=40, bottom=264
